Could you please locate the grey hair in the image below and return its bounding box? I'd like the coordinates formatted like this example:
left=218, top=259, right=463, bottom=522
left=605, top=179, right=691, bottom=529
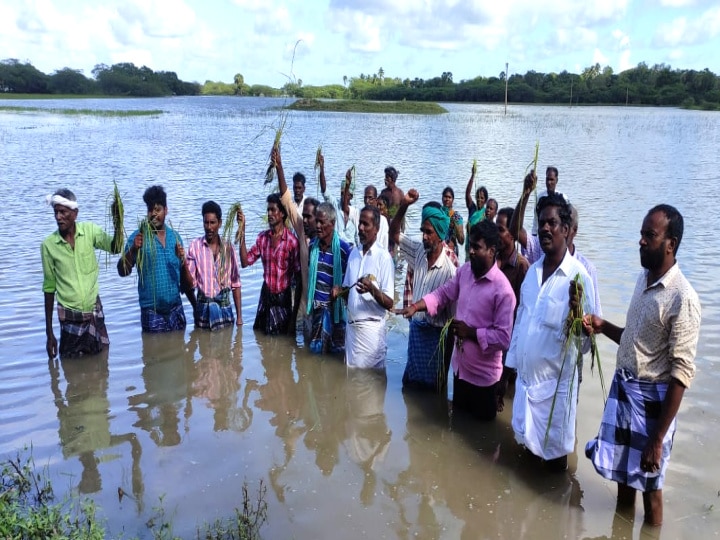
left=316, top=202, right=337, bottom=224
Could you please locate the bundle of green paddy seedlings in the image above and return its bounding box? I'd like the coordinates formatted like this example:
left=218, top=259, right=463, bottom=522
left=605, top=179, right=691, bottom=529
left=543, top=273, right=606, bottom=448
left=134, top=218, right=156, bottom=287
left=107, top=180, right=125, bottom=265
left=435, top=317, right=457, bottom=392
left=223, top=202, right=243, bottom=245
left=264, top=129, right=283, bottom=186
left=314, top=145, right=323, bottom=196
left=471, top=158, right=477, bottom=176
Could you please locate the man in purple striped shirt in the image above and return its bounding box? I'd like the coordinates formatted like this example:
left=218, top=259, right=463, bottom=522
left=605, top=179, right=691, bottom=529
left=399, top=220, right=516, bottom=420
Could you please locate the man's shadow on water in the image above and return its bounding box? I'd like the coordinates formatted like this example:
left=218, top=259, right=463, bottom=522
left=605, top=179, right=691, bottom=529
left=49, top=352, right=144, bottom=512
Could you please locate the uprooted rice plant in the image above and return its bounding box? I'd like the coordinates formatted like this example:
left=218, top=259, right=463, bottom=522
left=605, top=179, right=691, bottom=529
left=544, top=273, right=606, bottom=448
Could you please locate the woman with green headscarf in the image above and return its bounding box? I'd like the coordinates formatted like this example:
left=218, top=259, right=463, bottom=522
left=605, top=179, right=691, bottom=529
left=465, top=166, right=488, bottom=258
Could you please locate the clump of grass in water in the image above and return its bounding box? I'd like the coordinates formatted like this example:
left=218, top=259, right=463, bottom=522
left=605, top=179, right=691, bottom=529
left=434, top=317, right=457, bottom=392
left=544, top=273, right=606, bottom=448
left=105, top=180, right=125, bottom=267
left=223, top=202, right=244, bottom=245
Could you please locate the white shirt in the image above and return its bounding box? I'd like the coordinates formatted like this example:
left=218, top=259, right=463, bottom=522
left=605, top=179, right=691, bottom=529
left=506, top=249, right=596, bottom=459
left=344, top=242, right=394, bottom=322
left=376, top=215, right=389, bottom=251
left=323, top=193, right=360, bottom=247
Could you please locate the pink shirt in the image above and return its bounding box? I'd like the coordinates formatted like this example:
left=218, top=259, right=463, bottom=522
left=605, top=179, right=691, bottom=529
left=187, top=237, right=241, bottom=297
left=424, top=262, right=516, bottom=387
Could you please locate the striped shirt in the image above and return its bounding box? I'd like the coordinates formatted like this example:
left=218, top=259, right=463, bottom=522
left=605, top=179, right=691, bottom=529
left=246, top=227, right=300, bottom=294
left=313, top=239, right=352, bottom=305
left=399, top=233, right=458, bottom=327
left=186, top=237, right=241, bottom=297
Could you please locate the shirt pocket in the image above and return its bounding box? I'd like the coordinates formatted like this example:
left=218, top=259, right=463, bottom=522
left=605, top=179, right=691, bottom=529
left=78, top=250, right=98, bottom=276
left=540, top=296, right=567, bottom=337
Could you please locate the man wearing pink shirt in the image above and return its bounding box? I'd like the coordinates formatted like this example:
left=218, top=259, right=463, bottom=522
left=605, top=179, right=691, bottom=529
left=399, top=220, right=516, bottom=420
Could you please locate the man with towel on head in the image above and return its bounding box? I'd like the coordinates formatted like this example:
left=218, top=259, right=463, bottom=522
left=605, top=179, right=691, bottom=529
left=42, top=188, right=123, bottom=358
left=390, top=189, right=459, bottom=391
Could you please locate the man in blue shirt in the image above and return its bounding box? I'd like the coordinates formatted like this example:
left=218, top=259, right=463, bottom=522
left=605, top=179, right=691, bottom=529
left=118, top=185, right=195, bottom=332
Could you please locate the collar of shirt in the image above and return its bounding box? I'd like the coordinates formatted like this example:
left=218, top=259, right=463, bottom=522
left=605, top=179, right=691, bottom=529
left=54, top=226, right=85, bottom=245
left=645, top=262, right=679, bottom=291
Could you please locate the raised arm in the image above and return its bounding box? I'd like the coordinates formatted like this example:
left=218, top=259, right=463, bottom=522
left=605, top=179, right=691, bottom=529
left=117, top=232, right=143, bottom=277
left=509, top=171, right=536, bottom=248
left=465, top=165, right=476, bottom=210
left=237, top=210, right=250, bottom=268
left=274, top=145, right=287, bottom=196
left=389, top=189, right=419, bottom=247
left=318, top=154, right=327, bottom=195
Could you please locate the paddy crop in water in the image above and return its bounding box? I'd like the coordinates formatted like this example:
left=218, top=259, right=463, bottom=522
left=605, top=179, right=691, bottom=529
left=0, top=105, right=163, bottom=116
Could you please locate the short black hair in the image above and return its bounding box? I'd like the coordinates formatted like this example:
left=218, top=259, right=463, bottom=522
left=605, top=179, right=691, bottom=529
left=267, top=193, right=288, bottom=220
left=536, top=193, right=571, bottom=228
left=361, top=205, right=381, bottom=228
left=497, top=207, right=514, bottom=224
left=292, top=172, right=306, bottom=186
left=143, top=185, right=167, bottom=210
left=201, top=200, right=222, bottom=221
left=304, top=197, right=320, bottom=212
left=546, top=166, right=559, bottom=178
left=442, top=186, right=455, bottom=199
left=469, top=220, right=500, bottom=255
left=364, top=185, right=378, bottom=197
left=377, top=194, right=390, bottom=208
left=649, top=204, right=684, bottom=254
left=384, top=166, right=398, bottom=182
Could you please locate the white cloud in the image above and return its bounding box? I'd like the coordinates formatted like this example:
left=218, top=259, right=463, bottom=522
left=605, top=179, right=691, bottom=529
left=593, top=48, right=609, bottom=65
left=653, top=6, right=720, bottom=46
left=618, top=49, right=632, bottom=71
left=659, top=0, right=696, bottom=6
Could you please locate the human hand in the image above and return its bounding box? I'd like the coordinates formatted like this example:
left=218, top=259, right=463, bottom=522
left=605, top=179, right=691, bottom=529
left=581, top=314, right=604, bottom=336
left=46, top=334, right=58, bottom=359
left=404, top=189, right=419, bottom=206
left=393, top=305, right=417, bottom=318
left=270, top=145, right=281, bottom=168
left=355, top=276, right=374, bottom=295
left=523, top=170, right=537, bottom=194
left=450, top=319, right=475, bottom=341
left=568, top=281, right=585, bottom=318
left=318, top=154, right=324, bottom=169
left=132, top=232, right=143, bottom=253
left=237, top=210, right=246, bottom=232
left=640, top=439, right=663, bottom=475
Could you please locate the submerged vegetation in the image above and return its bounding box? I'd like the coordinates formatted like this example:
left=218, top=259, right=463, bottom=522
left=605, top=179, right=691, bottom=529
left=0, top=105, right=163, bottom=116
left=1, top=449, right=268, bottom=539
left=287, top=98, right=447, bottom=114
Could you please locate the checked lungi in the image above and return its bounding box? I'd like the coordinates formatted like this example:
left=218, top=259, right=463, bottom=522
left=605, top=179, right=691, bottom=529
left=195, top=289, right=235, bottom=331
left=308, top=302, right=345, bottom=354
left=402, top=319, right=450, bottom=391
left=141, top=303, right=187, bottom=333
left=585, top=368, right=676, bottom=492
left=254, top=283, right=292, bottom=335
left=57, top=297, right=109, bottom=357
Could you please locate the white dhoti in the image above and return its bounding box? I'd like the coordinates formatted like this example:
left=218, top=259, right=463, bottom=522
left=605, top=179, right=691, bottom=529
left=345, top=318, right=387, bottom=369
left=511, top=374, right=578, bottom=460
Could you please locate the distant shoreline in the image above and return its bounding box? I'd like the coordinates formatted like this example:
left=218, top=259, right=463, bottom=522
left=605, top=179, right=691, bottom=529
left=286, top=98, right=448, bottom=114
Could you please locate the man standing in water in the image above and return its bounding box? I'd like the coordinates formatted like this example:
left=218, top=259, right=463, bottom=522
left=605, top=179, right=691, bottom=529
left=506, top=193, right=596, bottom=470
left=583, top=205, right=700, bottom=526
left=42, top=188, right=123, bottom=358
left=390, top=190, right=459, bottom=391
left=118, top=185, right=194, bottom=333
left=380, top=166, right=404, bottom=217
left=400, top=220, right=515, bottom=420
left=319, top=154, right=359, bottom=247
left=292, top=172, right=307, bottom=216
left=277, top=146, right=320, bottom=346
left=334, top=205, right=394, bottom=369
left=531, top=166, right=568, bottom=235
left=238, top=186, right=300, bottom=335
left=186, top=201, right=242, bottom=330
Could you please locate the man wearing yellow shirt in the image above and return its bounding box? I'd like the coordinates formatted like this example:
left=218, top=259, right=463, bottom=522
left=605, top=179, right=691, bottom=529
left=42, top=188, right=123, bottom=358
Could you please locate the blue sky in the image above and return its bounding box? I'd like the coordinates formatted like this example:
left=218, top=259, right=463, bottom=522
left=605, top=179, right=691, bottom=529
left=1, top=0, right=719, bottom=87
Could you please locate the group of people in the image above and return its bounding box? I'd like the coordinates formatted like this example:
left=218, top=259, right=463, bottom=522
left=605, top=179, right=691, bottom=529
left=42, top=148, right=700, bottom=527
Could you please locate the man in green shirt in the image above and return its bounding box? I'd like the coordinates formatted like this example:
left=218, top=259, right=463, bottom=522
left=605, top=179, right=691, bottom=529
left=42, top=188, right=123, bottom=358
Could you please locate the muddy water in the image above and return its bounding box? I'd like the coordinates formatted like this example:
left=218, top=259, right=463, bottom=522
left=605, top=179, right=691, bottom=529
left=1, top=98, right=718, bottom=539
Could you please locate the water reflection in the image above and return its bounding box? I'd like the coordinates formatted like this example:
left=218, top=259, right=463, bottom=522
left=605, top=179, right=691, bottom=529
left=128, top=333, right=193, bottom=447
left=48, top=354, right=143, bottom=508
left=343, top=368, right=392, bottom=507
left=188, top=328, right=253, bottom=432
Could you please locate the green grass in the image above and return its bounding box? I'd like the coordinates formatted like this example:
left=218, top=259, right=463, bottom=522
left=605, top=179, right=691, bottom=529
left=0, top=93, right=114, bottom=100
left=0, top=105, right=163, bottom=116
left=286, top=98, right=447, bottom=114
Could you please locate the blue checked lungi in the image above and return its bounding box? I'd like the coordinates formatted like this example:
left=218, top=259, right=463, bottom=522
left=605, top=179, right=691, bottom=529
left=402, top=319, right=445, bottom=390
left=141, top=302, right=187, bottom=333
left=195, top=289, right=235, bottom=331
left=585, top=368, right=676, bottom=492
left=57, top=296, right=109, bottom=357
left=309, top=302, right=345, bottom=354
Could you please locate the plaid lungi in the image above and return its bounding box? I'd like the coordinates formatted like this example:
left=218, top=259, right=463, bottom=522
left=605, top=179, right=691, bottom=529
left=57, top=297, right=109, bottom=357
left=195, top=289, right=235, bottom=331
left=402, top=319, right=447, bottom=390
left=585, top=368, right=676, bottom=492
left=141, top=302, right=187, bottom=333
left=309, top=302, right=345, bottom=354
left=254, top=283, right=292, bottom=335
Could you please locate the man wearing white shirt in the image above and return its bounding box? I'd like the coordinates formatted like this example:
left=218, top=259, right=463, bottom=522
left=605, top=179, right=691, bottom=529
left=334, top=206, right=394, bottom=369
left=506, top=193, right=596, bottom=471
left=318, top=155, right=360, bottom=247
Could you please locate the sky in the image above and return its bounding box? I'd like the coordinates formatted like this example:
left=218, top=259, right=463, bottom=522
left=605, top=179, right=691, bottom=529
left=1, top=0, right=719, bottom=87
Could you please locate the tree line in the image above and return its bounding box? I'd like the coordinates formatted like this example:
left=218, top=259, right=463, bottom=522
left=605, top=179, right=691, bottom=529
left=2, top=58, right=719, bottom=109
left=0, top=59, right=200, bottom=96
left=293, top=63, right=720, bottom=110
